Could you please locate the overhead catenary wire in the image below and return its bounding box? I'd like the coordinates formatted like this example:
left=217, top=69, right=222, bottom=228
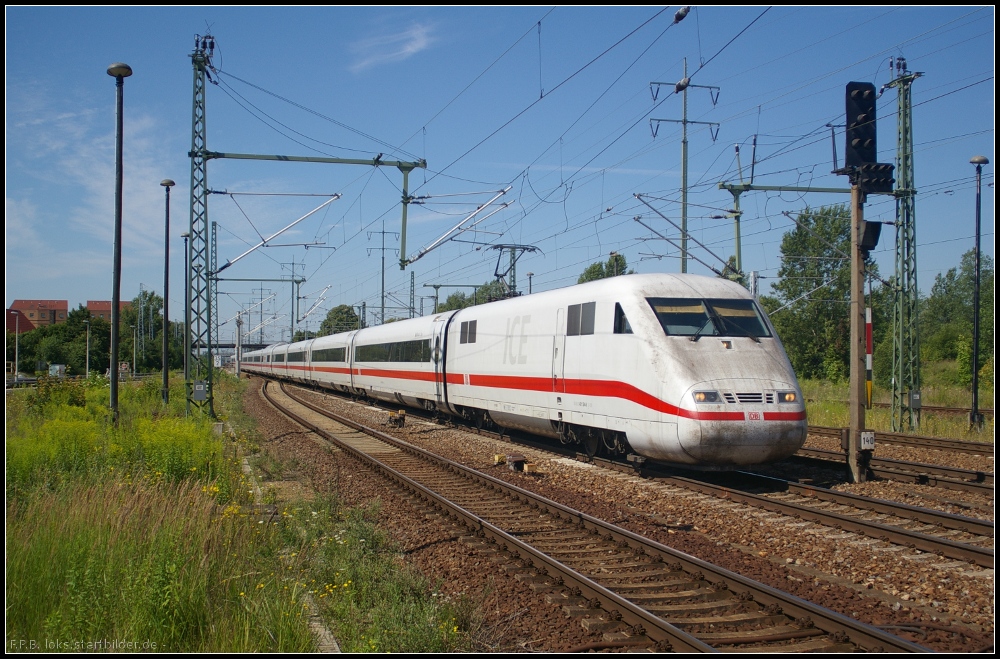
left=199, top=9, right=991, bottom=326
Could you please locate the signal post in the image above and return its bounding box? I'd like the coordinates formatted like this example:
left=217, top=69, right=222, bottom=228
left=841, top=81, right=894, bottom=483
left=848, top=183, right=874, bottom=482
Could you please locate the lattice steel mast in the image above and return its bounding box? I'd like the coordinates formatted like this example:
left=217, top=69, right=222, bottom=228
left=211, top=220, right=219, bottom=363
left=885, top=58, right=922, bottom=431
left=186, top=34, right=425, bottom=414
left=187, top=34, right=215, bottom=416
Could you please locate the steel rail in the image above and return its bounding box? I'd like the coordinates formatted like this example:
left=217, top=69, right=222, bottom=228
left=499, top=431, right=993, bottom=565
left=275, top=382, right=991, bottom=565
left=809, top=425, right=995, bottom=456
left=267, top=380, right=930, bottom=653
left=812, top=403, right=994, bottom=418
left=263, top=382, right=713, bottom=652
left=639, top=470, right=993, bottom=568
left=794, top=448, right=994, bottom=493
left=740, top=472, right=995, bottom=539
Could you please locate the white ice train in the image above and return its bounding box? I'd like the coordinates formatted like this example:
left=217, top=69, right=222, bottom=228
left=242, top=273, right=807, bottom=467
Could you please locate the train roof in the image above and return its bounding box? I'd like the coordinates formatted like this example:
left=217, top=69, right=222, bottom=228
left=241, top=273, right=753, bottom=356
left=478, top=273, right=753, bottom=310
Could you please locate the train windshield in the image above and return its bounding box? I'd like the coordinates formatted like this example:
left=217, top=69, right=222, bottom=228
left=647, top=298, right=771, bottom=339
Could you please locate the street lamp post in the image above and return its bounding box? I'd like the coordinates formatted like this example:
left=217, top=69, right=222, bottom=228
left=161, top=179, right=175, bottom=405
left=526, top=272, right=534, bottom=294
left=969, top=155, right=989, bottom=430
left=610, top=251, right=619, bottom=277
left=84, top=319, right=90, bottom=379
left=12, top=310, right=19, bottom=381
left=107, top=62, right=132, bottom=421
left=181, top=231, right=191, bottom=415
left=131, top=325, right=137, bottom=378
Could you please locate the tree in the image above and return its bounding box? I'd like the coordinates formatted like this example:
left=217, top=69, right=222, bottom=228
left=114, top=290, right=167, bottom=373
left=578, top=253, right=632, bottom=284
left=319, top=305, right=360, bottom=335
left=436, top=279, right=511, bottom=312
left=760, top=205, right=882, bottom=381
left=292, top=329, right=318, bottom=342
left=6, top=305, right=113, bottom=376
left=920, top=249, right=994, bottom=366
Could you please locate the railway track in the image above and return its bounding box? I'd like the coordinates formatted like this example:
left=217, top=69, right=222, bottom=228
left=264, top=380, right=929, bottom=653
left=808, top=426, right=994, bottom=457
left=793, top=448, right=994, bottom=495
left=272, top=378, right=993, bottom=568
left=641, top=469, right=993, bottom=570
left=494, top=432, right=994, bottom=569
left=815, top=403, right=994, bottom=418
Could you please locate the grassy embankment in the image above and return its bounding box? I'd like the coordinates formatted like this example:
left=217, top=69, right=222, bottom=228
left=800, top=362, right=995, bottom=442
left=6, top=374, right=473, bottom=652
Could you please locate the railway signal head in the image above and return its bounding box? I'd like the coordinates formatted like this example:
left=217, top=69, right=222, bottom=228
left=858, top=162, right=895, bottom=194
left=845, top=81, right=877, bottom=167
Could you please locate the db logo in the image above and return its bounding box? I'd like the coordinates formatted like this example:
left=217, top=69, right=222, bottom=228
left=747, top=412, right=762, bottom=421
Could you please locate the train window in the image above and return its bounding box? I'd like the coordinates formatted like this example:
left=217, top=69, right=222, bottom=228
left=312, top=347, right=346, bottom=362
left=614, top=303, right=633, bottom=334
left=647, top=298, right=771, bottom=339
left=580, top=302, right=595, bottom=335
left=460, top=320, right=477, bottom=344
left=567, top=305, right=581, bottom=336
left=709, top=300, right=771, bottom=339
left=356, top=339, right=431, bottom=362
left=567, top=302, right=596, bottom=336
left=287, top=351, right=306, bottom=362
left=274, top=353, right=286, bottom=363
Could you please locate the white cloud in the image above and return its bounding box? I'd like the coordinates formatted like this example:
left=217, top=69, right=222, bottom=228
left=6, top=89, right=185, bottom=304
left=349, top=23, right=436, bottom=73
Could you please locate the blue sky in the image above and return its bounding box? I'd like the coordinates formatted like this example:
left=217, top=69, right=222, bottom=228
left=6, top=6, right=995, bottom=342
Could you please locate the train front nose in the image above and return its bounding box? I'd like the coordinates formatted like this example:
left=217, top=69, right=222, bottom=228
left=676, top=381, right=807, bottom=466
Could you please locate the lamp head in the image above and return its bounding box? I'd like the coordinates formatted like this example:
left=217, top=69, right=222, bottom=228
left=970, top=155, right=989, bottom=166
left=107, top=62, right=133, bottom=78
left=161, top=179, right=176, bottom=188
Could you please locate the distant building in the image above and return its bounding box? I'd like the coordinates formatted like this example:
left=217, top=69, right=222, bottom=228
left=87, top=300, right=131, bottom=320
left=6, top=309, right=37, bottom=334
left=7, top=300, right=68, bottom=329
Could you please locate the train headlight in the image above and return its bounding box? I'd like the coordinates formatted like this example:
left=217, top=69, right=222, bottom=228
left=777, top=391, right=798, bottom=403
left=693, top=391, right=721, bottom=404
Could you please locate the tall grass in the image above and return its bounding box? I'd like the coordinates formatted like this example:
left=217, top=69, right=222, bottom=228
left=284, top=499, right=473, bottom=653
left=6, top=479, right=313, bottom=652
left=7, top=372, right=477, bottom=652
left=5, top=374, right=313, bottom=651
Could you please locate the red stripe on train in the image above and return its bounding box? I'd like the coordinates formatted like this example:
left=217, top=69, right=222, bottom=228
left=257, top=363, right=804, bottom=423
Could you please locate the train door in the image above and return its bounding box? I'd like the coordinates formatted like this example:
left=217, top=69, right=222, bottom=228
left=347, top=333, right=357, bottom=391
left=432, top=314, right=449, bottom=407
left=552, top=308, right=565, bottom=393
